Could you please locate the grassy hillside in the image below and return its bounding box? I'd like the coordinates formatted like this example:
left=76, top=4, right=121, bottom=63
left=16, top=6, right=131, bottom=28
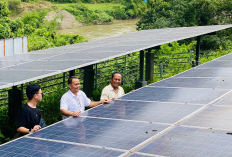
left=54, top=3, right=122, bottom=10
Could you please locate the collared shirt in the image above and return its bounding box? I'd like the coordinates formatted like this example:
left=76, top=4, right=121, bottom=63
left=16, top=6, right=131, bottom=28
left=100, top=84, right=125, bottom=100
left=60, top=90, right=91, bottom=119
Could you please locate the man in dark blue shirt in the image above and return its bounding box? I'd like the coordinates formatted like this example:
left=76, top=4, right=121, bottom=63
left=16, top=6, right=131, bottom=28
left=17, top=84, right=45, bottom=135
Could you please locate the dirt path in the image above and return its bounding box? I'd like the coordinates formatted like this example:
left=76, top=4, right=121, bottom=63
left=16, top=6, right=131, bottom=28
left=45, top=10, right=83, bottom=29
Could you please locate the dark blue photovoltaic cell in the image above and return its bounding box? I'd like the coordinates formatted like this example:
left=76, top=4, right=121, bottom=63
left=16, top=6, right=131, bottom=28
left=198, top=61, right=232, bottom=68
left=84, top=100, right=203, bottom=124
left=213, top=92, right=232, bottom=106
left=0, top=138, right=124, bottom=157
left=149, top=77, right=232, bottom=89
left=138, top=126, right=232, bottom=157
left=29, top=117, right=168, bottom=150
left=176, top=68, right=232, bottom=78
left=183, top=105, right=232, bottom=130
left=120, top=87, right=229, bottom=104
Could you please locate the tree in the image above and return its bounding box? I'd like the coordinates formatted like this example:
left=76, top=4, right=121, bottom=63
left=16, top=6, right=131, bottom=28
left=136, top=0, right=232, bottom=49
left=0, top=2, right=10, bottom=18
left=137, top=0, right=232, bottom=30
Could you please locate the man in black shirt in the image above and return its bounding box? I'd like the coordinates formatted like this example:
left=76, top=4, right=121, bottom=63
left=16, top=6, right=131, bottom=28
left=17, top=84, right=44, bottom=135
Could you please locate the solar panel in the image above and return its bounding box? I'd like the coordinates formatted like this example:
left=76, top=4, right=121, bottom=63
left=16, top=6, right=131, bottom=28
left=0, top=70, right=59, bottom=86
left=29, top=48, right=72, bottom=54
left=0, top=82, right=13, bottom=89
left=1, top=25, right=232, bottom=156
left=197, top=60, right=232, bottom=68
left=128, top=153, right=158, bottom=157
left=0, top=53, right=55, bottom=61
left=0, top=25, right=231, bottom=88
left=0, top=60, right=28, bottom=69
left=4, top=60, right=94, bottom=71
left=84, top=100, right=203, bottom=124
left=182, top=105, right=232, bottom=130
left=120, top=87, right=229, bottom=104
left=28, top=117, right=168, bottom=150
left=149, top=77, right=232, bottom=89
left=41, top=51, right=125, bottom=61
left=212, top=92, right=232, bottom=106
left=216, top=53, right=232, bottom=61
left=0, top=138, right=125, bottom=157
left=137, top=126, right=232, bottom=157
left=176, top=68, right=232, bottom=78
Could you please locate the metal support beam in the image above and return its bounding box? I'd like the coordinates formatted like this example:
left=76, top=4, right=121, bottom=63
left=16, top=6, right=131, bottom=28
left=8, top=86, right=23, bottom=124
left=145, top=49, right=154, bottom=81
left=139, top=50, right=145, bottom=81
left=63, top=73, right=65, bottom=88
left=81, top=65, right=94, bottom=97
left=69, top=70, right=75, bottom=77
left=196, top=36, right=201, bottom=66
left=135, top=50, right=147, bottom=89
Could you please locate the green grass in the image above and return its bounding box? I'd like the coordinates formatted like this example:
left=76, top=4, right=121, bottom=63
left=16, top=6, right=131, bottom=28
left=54, top=3, right=122, bottom=10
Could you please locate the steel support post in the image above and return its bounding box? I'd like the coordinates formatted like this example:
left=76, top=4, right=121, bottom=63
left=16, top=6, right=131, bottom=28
left=69, top=70, right=75, bottom=77
left=95, top=64, right=98, bottom=90
left=63, top=73, right=65, bottom=88
left=123, top=55, right=127, bottom=85
left=135, top=50, right=147, bottom=89
left=81, top=65, right=94, bottom=97
left=196, top=36, right=201, bottom=66
left=145, top=49, right=154, bottom=81
left=8, top=86, right=23, bottom=124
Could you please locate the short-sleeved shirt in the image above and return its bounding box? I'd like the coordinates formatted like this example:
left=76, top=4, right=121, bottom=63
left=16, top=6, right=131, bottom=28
left=100, top=84, right=125, bottom=100
left=60, top=90, right=91, bottom=119
left=17, top=103, right=41, bottom=131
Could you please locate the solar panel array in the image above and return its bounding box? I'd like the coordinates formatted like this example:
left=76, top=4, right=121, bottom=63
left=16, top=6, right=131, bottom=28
left=1, top=44, right=232, bottom=156
left=1, top=25, right=232, bottom=89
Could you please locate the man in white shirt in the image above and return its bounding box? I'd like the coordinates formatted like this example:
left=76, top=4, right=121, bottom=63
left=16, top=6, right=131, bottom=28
left=100, top=72, right=125, bottom=101
left=60, top=76, right=110, bottom=119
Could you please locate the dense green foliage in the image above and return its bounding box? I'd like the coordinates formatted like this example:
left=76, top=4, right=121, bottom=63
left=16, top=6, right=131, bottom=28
left=120, top=0, right=146, bottom=18
left=137, top=0, right=232, bottom=29
left=46, top=0, right=120, bottom=3
left=55, top=0, right=146, bottom=22
left=65, top=3, right=113, bottom=24
left=104, top=0, right=147, bottom=19
left=0, top=1, right=87, bottom=51
left=137, top=0, right=232, bottom=50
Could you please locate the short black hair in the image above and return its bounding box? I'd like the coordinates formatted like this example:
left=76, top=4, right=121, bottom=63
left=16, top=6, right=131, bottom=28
left=26, top=84, right=41, bottom=100
left=111, top=72, right=122, bottom=79
left=68, top=76, right=78, bottom=85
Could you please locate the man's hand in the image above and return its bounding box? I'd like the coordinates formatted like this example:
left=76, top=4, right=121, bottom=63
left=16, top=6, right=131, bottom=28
left=31, top=125, right=41, bottom=133
left=101, top=99, right=110, bottom=104
left=72, top=111, right=81, bottom=117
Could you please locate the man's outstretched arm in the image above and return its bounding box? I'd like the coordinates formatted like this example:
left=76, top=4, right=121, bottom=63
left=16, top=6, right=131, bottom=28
left=60, top=109, right=81, bottom=117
